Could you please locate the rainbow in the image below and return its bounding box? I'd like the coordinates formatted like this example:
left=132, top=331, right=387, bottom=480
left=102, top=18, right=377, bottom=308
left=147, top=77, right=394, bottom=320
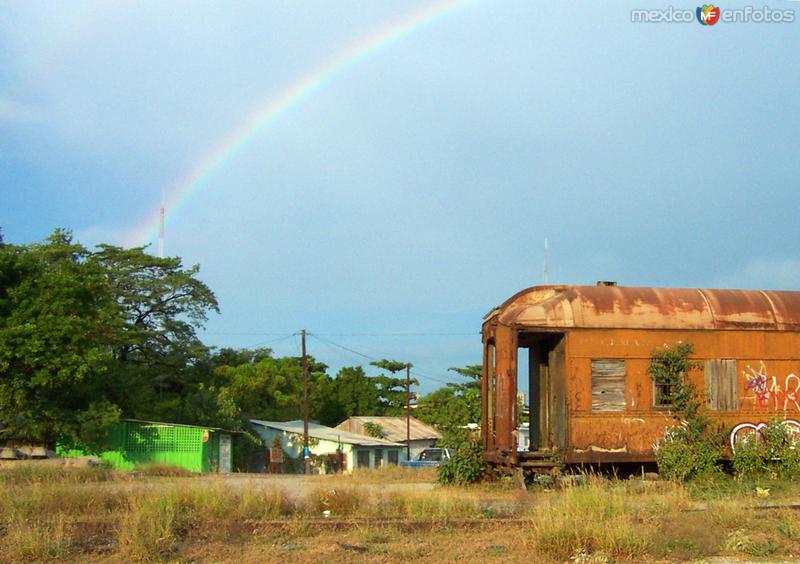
left=130, top=0, right=480, bottom=248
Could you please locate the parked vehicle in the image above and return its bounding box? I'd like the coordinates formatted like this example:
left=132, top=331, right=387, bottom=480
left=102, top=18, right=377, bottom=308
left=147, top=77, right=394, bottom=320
left=400, top=447, right=454, bottom=468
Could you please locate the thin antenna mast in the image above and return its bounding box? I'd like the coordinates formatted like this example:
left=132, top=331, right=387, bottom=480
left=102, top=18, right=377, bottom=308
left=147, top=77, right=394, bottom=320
left=158, top=191, right=165, bottom=259
left=543, top=238, right=549, bottom=284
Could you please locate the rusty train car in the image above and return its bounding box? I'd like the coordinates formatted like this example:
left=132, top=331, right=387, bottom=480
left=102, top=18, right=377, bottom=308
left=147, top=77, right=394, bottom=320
left=481, top=284, right=800, bottom=468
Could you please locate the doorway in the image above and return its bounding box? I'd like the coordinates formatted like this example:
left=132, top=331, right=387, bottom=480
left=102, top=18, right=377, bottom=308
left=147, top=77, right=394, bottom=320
left=517, top=333, right=566, bottom=452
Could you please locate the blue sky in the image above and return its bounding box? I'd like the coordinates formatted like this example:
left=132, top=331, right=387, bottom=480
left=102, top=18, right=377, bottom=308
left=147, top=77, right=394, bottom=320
left=2, top=1, right=799, bottom=393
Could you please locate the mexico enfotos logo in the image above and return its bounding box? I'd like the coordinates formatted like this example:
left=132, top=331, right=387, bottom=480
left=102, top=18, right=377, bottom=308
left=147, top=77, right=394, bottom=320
left=631, top=5, right=796, bottom=24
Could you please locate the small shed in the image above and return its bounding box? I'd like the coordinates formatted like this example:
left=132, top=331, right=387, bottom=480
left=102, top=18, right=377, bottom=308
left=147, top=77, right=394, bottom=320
left=58, top=419, right=234, bottom=473
left=336, top=416, right=442, bottom=461
left=250, top=419, right=404, bottom=473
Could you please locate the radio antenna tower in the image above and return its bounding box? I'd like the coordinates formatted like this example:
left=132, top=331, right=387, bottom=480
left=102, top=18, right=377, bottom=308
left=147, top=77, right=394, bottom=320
left=158, top=191, right=165, bottom=259
left=543, top=238, right=549, bottom=284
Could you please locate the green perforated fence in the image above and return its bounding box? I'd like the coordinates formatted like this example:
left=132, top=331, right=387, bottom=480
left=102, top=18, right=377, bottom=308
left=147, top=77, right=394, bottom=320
left=58, top=420, right=231, bottom=473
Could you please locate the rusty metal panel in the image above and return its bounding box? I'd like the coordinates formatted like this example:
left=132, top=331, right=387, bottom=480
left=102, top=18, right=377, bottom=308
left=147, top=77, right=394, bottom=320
left=492, top=325, right=516, bottom=451
left=699, top=289, right=775, bottom=329
left=762, top=290, right=800, bottom=329
left=591, top=360, right=626, bottom=412
left=569, top=413, right=673, bottom=456
left=487, top=285, right=800, bottom=332
left=550, top=337, right=568, bottom=448
left=482, top=341, right=496, bottom=450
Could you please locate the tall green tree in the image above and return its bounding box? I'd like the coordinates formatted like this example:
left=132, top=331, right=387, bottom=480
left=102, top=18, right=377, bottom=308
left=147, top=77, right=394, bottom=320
left=369, top=359, right=417, bottom=415
left=0, top=232, right=222, bottom=446
left=415, top=364, right=481, bottom=437
left=314, top=366, right=380, bottom=425
left=88, top=245, right=219, bottom=422
left=0, top=230, right=120, bottom=447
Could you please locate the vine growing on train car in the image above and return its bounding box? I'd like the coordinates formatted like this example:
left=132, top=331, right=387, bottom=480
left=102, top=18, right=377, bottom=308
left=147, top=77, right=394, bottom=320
left=648, top=342, right=723, bottom=480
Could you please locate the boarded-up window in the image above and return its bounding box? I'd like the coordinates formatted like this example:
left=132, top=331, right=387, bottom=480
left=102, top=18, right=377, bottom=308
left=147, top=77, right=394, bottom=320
left=705, top=360, right=738, bottom=411
left=591, top=360, right=626, bottom=412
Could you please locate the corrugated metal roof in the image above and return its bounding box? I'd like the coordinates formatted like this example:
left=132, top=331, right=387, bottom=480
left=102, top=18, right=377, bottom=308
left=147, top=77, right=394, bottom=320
left=336, top=416, right=442, bottom=442
left=121, top=418, right=234, bottom=433
left=250, top=419, right=403, bottom=447
left=488, top=285, right=800, bottom=331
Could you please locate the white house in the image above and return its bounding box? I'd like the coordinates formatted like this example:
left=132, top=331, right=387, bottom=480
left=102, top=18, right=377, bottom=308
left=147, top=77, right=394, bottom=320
left=250, top=419, right=405, bottom=473
left=335, top=416, right=442, bottom=461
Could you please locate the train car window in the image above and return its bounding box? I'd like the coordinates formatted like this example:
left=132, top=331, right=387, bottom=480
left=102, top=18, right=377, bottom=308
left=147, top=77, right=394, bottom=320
left=591, top=359, right=626, bottom=412
left=653, top=373, right=673, bottom=407
left=705, top=359, right=738, bottom=411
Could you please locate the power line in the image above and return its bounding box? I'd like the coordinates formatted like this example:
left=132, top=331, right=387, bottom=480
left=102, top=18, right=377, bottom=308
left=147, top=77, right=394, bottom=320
left=312, top=332, right=478, bottom=337
left=308, top=333, right=454, bottom=387
left=247, top=333, right=297, bottom=348
left=203, top=331, right=477, bottom=337
left=203, top=331, right=300, bottom=336
left=308, top=333, right=378, bottom=362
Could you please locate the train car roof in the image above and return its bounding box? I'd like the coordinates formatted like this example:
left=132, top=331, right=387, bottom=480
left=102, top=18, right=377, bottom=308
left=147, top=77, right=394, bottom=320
left=485, top=285, right=800, bottom=331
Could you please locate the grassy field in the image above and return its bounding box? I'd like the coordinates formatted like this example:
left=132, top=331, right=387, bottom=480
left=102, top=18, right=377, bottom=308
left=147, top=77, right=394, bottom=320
left=1, top=463, right=799, bottom=562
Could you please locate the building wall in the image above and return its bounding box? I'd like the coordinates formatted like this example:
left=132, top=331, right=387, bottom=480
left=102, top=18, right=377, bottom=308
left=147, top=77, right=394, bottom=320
left=58, top=421, right=230, bottom=473
left=352, top=446, right=406, bottom=469
left=251, top=426, right=404, bottom=472
left=251, top=427, right=356, bottom=473
left=407, top=439, right=437, bottom=461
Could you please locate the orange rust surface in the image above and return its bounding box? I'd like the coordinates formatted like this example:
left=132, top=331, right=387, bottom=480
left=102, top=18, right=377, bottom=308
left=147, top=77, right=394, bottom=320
left=482, top=285, right=800, bottom=463
left=487, top=285, right=800, bottom=331
left=569, top=414, right=673, bottom=454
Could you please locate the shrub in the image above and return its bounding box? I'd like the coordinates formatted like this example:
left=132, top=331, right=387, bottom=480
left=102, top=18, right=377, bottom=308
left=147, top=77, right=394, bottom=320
left=362, top=422, right=385, bottom=438
left=732, top=418, right=800, bottom=479
left=655, top=425, right=721, bottom=481
left=437, top=432, right=486, bottom=485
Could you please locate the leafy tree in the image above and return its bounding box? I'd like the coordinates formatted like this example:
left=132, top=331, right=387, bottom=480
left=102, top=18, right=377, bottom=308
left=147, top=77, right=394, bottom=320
left=314, top=366, right=380, bottom=425
left=200, top=352, right=330, bottom=430
left=90, top=244, right=218, bottom=364
left=415, top=364, right=481, bottom=438
left=0, top=232, right=223, bottom=447
left=88, top=245, right=219, bottom=423
left=0, top=230, right=120, bottom=447
left=369, top=359, right=417, bottom=415
left=211, top=347, right=273, bottom=369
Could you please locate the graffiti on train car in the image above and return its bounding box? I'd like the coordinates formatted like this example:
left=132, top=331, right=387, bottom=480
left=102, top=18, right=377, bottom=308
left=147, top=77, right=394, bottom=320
left=743, top=362, right=800, bottom=413
left=729, top=419, right=800, bottom=452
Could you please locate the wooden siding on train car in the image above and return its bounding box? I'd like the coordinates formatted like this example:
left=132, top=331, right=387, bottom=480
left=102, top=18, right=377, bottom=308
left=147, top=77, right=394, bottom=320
left=563, top=328, right=800, bottom=458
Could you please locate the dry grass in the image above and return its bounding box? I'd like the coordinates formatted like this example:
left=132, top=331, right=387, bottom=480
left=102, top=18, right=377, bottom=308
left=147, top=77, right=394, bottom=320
left=323, top=465, right=437, bottom=484
left=0, top=460, right=116, bottom=485
left=0, top=465, right=799, bottom=562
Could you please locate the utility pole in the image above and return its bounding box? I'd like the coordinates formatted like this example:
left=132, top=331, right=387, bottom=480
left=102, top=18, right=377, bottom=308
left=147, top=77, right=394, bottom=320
left=406, top=363, right=411, bottom=463
left=301, top=329, right=310, bottom=475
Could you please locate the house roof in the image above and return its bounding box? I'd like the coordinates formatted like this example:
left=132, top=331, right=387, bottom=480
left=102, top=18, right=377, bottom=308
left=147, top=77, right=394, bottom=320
left=121, top=418, right=235, bottom=433
left=485, top=285, right=800, bottom=331
left=336, top=416, right=442, bottom=442
left=250, top=419, right=403, bottom=447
